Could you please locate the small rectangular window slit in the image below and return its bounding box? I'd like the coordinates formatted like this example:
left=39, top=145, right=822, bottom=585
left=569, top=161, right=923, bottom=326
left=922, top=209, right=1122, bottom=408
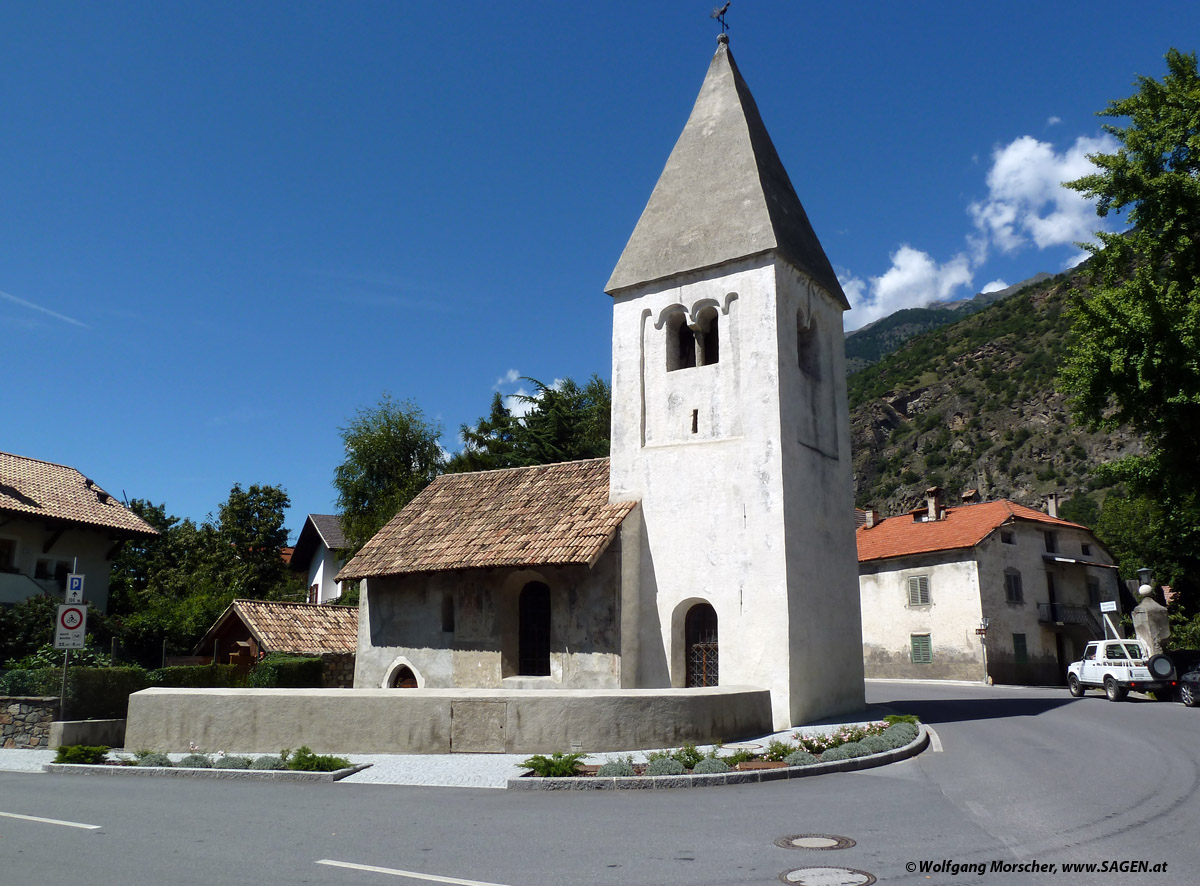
left=691, top=409, right=698, bottom=434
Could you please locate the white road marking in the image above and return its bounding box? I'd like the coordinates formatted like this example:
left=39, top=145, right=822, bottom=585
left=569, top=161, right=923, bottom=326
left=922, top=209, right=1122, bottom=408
left=316, top=860, right=513, bottom=886
left=925, top=726, right=944, bottom=752
left=0, top=810, right=102, bottom=830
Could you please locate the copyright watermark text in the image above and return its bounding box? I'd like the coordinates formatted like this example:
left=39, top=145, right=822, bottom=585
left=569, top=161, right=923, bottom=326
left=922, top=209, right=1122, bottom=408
left=906, top=859, right=1169, bottom=876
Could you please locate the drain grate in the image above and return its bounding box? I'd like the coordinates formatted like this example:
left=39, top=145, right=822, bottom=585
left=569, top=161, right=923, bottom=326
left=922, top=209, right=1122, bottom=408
left=779, top=867, right=876, bottom=886
left=775, top=834, right=856, bottom=851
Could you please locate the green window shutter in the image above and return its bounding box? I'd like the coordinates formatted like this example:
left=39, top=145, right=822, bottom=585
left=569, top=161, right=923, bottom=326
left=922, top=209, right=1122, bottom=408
left=1013, top=633, right=1028, bottom=663
left=911, top=634, right=932, bottom=663
left=907, top=575, right=930, bottom=606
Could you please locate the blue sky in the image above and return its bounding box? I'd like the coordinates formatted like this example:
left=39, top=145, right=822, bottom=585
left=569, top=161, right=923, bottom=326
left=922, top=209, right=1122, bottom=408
left=3, top=2, right=1196, bottom=538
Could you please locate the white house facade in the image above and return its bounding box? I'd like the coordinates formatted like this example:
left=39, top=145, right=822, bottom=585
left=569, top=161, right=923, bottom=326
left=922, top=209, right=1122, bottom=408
left=292, top=514, right=347, bottom=604
left=858, top=491, right=1120, bottom=685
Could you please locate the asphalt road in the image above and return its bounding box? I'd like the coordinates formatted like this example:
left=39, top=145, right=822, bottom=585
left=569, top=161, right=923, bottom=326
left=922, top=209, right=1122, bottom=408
left=1, top=681, right=1195, bottom=886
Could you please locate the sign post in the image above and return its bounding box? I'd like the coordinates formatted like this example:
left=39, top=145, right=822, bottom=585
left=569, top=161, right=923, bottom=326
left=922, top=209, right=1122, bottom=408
left=55, top=599, right=87, bottom=721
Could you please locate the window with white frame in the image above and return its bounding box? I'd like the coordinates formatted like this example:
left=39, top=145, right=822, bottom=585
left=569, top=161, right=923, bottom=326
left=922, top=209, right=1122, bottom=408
left=910, top=634, right=932, bottom=663
left=1004, top=569, right=1023, bottom=603
left=907, top=575, right=931, bottom=606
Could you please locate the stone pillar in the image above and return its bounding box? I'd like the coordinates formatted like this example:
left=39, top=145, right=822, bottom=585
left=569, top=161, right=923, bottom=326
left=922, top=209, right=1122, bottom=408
left=1131, top=585, right=1170, bottom=656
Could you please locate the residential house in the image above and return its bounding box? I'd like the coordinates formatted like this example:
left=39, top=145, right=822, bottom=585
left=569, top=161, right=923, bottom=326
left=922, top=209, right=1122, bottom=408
left=192, top=598, right=359, bottom=687
left=0, top=451, right=158, bottom=613
left=857, top=488, right=1121, bottom=685
left=291, top=514, right=347, bottom=604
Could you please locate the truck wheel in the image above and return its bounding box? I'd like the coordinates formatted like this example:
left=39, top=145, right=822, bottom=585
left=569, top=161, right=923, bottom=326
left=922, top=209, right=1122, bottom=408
left=1182, top=683, right=1197, bottom=707
left=1104, top=676, right=1128, bottom=702
left=1068, top=674, right=1085, bottom=697
left=1147, top=654, right=1176, bottom=681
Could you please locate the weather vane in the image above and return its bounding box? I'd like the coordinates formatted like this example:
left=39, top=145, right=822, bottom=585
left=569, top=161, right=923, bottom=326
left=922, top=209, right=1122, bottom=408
left=711, top=2, right=730, bottom=34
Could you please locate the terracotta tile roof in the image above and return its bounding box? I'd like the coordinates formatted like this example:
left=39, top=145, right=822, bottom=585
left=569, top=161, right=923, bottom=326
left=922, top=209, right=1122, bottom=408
left=0, top=451, right=158, bottom=537
left=856, top=499, right=1086, bottom=563
left=339, top=458, right=636, bottom=580
left=197, top=599, right=359, bottom=655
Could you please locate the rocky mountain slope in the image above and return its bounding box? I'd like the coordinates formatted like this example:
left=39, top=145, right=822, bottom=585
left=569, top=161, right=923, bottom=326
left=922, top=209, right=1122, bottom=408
left=847, top=267, right=1142, bottom=517
left=844, top=274, right=1052, bottom=374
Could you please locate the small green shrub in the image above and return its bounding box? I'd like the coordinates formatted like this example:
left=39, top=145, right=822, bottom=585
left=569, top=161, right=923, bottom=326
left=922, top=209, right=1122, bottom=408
left=251, top=755, right=288, bottom=771
left=819, top=746, right=854, bottom=762
left=764, top=739, right=796, bottom=761
left=149, top=664, right=244, bottom=688
left=720, top=748, right=755, bottom=766
left=213, top=755, right=252, bottom=769
left=883, top=722, right=919, bottom=746
left=691, top=757, right=729, bottom=774
left=784, top=750, right=818, bottom=767
left=519, top=751, right=586, bottom=777
left=835, top=741, right=869, bottom=758
left=287, top=746, right=352, bottom=772
left=596, top=759, right=636, bottom=777
left=858, top=735, right=891, bottom=755
left=54, top=745, right=109, bottom=765
left=178, top=754, right=213, bottom=768
left=644, top=757, right=685, bottom=776
left=136, top=752, right=173, bottom=767
left=671, top=742, right=705, bottom=769
left=884, top=713, right=919, bottom=725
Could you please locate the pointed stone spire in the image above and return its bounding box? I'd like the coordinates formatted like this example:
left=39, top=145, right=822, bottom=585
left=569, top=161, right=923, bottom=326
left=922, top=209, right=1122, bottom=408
left=606, top=36, right=848, bottom=308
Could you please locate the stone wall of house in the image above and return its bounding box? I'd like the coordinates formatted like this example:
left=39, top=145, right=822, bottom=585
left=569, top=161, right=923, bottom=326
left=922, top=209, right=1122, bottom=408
left=321, top=653, right=355, bottom=688
left=1, top=697, right=59, bottom=748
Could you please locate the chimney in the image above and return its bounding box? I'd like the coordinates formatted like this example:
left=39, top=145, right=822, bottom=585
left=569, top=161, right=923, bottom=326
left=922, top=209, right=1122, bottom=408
left=961, top=488, right=981, bottom=504
left=864, top=508, right=878, bottom=529
left=926, top=486, right=943, bottom=522
left=1045, top=492, right=1059, bottom=519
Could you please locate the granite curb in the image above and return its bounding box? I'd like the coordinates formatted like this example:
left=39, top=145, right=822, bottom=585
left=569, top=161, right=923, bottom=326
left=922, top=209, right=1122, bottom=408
left=506, top=724, right=929, bottom=790
left=43, top=762, right=370, bottom=782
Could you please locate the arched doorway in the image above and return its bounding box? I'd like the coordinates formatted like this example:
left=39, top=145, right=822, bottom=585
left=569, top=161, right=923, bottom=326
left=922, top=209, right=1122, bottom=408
left=518, top=581, right=551, bottom=676
left=685, top=602, right=718, bottom=687
left=389, top=666, right=418, bottom=688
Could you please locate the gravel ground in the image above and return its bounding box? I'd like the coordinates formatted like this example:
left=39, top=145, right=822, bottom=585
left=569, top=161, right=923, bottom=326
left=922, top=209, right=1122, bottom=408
left=0, top=716, right=894, bottom=788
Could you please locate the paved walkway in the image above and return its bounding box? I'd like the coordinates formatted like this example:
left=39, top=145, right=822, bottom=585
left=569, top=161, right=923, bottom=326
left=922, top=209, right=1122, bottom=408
left=0, top=709, right=896, bottom=789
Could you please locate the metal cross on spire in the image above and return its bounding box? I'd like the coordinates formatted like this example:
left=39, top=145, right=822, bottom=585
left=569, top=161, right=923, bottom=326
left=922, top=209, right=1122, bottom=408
left=711, top=2, right=730, bottom=34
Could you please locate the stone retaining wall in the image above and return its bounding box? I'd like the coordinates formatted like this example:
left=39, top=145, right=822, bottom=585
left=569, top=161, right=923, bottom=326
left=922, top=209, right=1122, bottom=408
left=320, top=653, right=355, bottom=688
left=1, top=697, right=59, bottom=748
left=124, top=685, right=773, bottom=755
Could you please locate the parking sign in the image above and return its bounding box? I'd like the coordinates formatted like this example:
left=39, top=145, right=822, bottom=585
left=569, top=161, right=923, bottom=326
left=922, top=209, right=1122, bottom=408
left=66, top=573, right=85, bottom=604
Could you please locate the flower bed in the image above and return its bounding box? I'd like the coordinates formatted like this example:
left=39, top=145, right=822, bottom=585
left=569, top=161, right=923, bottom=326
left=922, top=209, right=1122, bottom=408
left=44, top=744, right=368, bottom=781
left=512, top=717, right=923, bottom=790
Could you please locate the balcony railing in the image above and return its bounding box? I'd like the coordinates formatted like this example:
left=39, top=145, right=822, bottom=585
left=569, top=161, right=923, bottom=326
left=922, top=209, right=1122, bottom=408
left=1038, top=602, right=1103, bottom=637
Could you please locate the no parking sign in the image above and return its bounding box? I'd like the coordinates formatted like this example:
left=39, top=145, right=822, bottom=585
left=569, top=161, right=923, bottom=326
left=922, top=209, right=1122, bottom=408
left=55, top=604, right=87, bottom=649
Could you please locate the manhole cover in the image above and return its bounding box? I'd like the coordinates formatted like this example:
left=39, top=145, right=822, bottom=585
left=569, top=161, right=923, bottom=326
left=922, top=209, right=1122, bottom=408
left=775, top=834, right=856, bottom=851
left=779, top=867, right=876, bottom=886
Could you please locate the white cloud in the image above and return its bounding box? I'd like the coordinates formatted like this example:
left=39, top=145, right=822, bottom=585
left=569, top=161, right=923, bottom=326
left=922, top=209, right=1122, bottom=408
left=495, top=368, right=520, bottom=387
left=969, top=134, right=1117, bottom=255
left=980, top=279, right=1008, bottom=293
left=504, top=387, right=535, bottom=418
left=1047, top=116, right=1062, bottom=127
left=843, top=246, right=974, bottom=331
left=0, top=289, right=88, bottom=328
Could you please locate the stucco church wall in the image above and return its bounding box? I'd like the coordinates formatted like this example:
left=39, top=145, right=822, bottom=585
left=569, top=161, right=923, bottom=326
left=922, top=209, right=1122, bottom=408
left=354, top=551, right=622, bottom=690
left=776, top=262, right=865, bottom=722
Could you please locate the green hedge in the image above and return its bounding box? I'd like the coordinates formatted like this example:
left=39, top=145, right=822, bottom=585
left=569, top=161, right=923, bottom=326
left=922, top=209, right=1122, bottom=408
left=0, top=667, right=150, bottom=719
left=148, top=664, right=245, bottom=688
left=246, top=654, right=324, bottom=688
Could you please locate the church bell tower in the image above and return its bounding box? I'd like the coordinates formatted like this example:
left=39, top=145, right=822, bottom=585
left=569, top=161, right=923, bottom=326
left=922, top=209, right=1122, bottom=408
left=607, top=35, right=864, bottom=728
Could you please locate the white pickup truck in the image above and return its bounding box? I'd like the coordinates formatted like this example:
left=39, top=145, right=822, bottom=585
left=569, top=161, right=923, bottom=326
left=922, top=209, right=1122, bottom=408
left=1067, top=639, right=1174, bottom=701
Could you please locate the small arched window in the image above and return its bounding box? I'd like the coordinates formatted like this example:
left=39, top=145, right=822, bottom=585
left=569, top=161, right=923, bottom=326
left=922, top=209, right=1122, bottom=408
left=389, top=666, right=418, bottom=689
left=696, top=307, right=719, bottom=366
left=666, top=312, right=696, bottom=372
left=797, top=312, right=821, bottom=380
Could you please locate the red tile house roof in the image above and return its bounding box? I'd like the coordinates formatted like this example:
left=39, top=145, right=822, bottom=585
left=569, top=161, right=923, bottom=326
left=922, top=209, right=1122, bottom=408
left=856, top=500, right=1085, bottom=563
left=339, top=458, right=637, bottom=580
left=194, top=599, right=359, bottom=656
left=0, top=451, right=158, bottom=537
